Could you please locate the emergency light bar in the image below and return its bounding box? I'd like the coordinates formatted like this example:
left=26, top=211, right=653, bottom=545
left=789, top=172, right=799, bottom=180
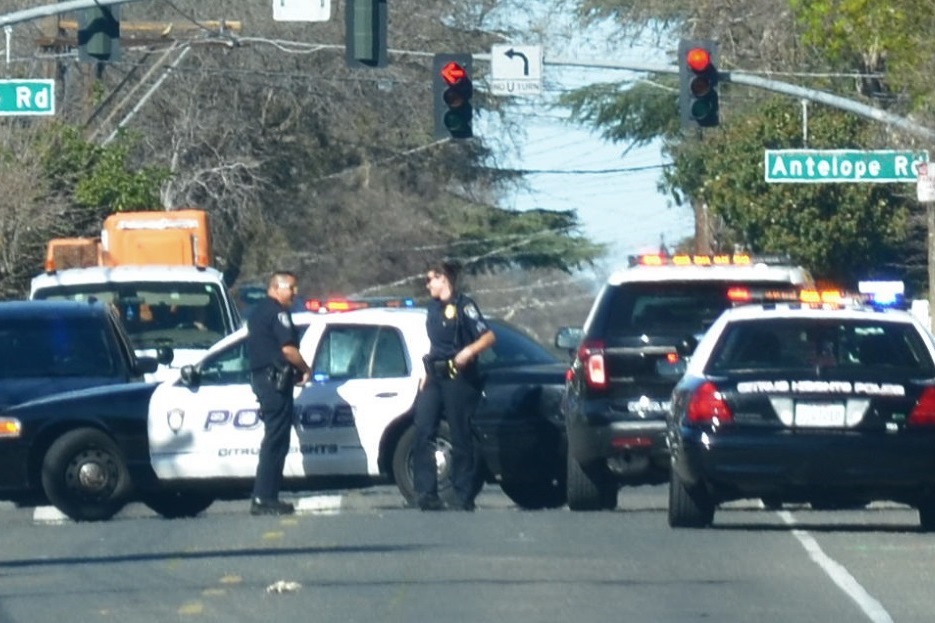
left=628, top=253, right=794, bottom=268
left=305, top=297, right=416, bottom=313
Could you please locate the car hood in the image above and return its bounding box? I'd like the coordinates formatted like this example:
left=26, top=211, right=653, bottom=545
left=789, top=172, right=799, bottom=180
left=1, top=381, right=158, bottom=415
left=0, top=376, right=127, bottom=411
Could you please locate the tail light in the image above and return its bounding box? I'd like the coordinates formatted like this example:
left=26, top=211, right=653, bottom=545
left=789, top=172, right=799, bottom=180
left=577, top=339, right=607, bottom=390
left=909, top=387, right=935, bottom=426
left=687, top=381, right=733, bottom=425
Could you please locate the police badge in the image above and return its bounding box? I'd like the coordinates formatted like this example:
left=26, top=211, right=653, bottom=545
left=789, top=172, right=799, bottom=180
left=444, top=304, right=456, bottom=320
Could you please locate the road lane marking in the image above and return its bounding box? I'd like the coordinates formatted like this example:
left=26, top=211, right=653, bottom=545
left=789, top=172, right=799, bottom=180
left=779, top=511, right=894, bottom=623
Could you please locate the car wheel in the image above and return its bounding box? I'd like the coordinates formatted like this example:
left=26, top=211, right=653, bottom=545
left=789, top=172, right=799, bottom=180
left=41, top=428, right=132, bottom=522
left=500, top=477, right=566, bottom=510
left=392, top=421, right=460, bottom=507
left=668, top=469, right=714, bottom=528
left=566, top=453, right=616, bottom=511
left=141, top=490, right=215, bottom=519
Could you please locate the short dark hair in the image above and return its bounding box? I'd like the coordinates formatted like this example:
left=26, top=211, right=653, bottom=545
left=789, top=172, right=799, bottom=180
left=428, top=259, right=461, bottom=287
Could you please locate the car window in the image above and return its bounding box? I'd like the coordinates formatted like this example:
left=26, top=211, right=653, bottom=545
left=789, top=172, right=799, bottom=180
left=707, top=319, right=935, bottom=374
left=311, top=325, right=380, bottom=380
left=479, top=320, right=557, bottom=370
left=372, top=327, right=410, bottom=378
left=0, top=316, right=118, bottom=378
left=603, top=281, right=800, bottom=338
left=198, top=340, right=251, bottom=385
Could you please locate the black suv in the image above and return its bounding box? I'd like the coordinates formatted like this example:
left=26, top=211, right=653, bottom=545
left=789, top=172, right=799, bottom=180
left=560, top=253, right=813, bottom=510
left=0, top=300, right=158, bottom=409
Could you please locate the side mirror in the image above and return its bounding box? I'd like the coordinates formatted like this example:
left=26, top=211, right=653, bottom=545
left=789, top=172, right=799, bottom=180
left=179, top=365, right=200, bottom=387
left=156, top=346, right=174, bottom=366
left=676, top=335, right=699, bottom=358
left=136, top=356, right=159, bottom=375
left=555, top=326, right=584, bottom=352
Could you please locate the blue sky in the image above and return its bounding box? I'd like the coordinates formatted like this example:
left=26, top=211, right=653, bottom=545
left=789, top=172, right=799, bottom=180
left=480, top=7, right=695, bottom=277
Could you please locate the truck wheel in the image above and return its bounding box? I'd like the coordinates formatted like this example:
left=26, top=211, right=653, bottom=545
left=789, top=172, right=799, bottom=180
left=668, top=469, right=714, bottom=528
left=141, top=490, right=215, bottom=519
left=392, top=422, right=459, bottom=507
left=566, top=453, right=615, bottom=511
left=500, top=478, right=566, bottom=510
left=41, top=428, right=132, bottom=521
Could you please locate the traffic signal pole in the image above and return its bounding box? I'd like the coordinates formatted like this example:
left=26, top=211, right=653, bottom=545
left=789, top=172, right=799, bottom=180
left=0, top=0, right=146, bottom=29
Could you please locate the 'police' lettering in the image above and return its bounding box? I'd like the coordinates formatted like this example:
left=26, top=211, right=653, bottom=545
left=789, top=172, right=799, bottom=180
left=204, top=410, right=230, bottom=430
left=233, top=409, right=261, bottom=429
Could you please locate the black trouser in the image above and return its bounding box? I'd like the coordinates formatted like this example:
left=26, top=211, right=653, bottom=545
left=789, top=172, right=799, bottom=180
left=251, top=374, right=294, bottom=502
left=413, top=374, right=481, bottom=506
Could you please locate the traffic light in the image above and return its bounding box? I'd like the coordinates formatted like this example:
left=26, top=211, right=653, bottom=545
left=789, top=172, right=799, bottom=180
left=345, top=0, right=387, bottom=68
left=433, top=54, right=473, bottom=140
left=678, top=39, right=719, bottom=128
left=78, top=5, right=121, bottom=63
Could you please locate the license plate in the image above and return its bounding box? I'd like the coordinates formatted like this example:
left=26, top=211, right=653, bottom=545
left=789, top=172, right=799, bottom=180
left=794, top=402, right=845, bottom=427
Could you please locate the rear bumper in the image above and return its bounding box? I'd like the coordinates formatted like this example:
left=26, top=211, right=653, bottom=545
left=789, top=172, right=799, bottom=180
left=673, top=427, right=935, bottom=503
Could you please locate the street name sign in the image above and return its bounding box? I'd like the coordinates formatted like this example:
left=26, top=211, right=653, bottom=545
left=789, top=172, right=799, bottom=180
left=0, top=79, right=54, bottom=116
left=765, top=149, right=928, bottom=183
left=490, top=44, right=542, bottom=96
left=273, top=0, right=330, bottom=22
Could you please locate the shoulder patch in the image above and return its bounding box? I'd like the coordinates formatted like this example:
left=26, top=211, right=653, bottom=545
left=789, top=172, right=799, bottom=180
left=463, top=303, right=479, bottom=320
left=277, top=312, right=292, bottom=328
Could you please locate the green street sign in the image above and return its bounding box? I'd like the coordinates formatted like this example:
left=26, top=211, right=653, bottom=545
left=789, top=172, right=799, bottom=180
left=0, top=79, right=55, bottom=116
left=765, top=149, right=928, bottom=183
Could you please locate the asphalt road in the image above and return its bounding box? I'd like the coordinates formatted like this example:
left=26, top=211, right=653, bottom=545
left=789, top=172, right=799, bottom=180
left=1, top=485, right=933, bottom=623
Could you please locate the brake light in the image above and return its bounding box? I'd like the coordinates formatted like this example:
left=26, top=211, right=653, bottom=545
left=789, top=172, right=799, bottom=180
left=686, top=382, right=733, bottom=425
left=577, top=339, right=607, bottom=389
left=909, top=387, right=935, bottom=426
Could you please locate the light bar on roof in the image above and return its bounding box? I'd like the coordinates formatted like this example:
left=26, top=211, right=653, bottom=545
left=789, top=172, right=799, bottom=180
left=629, top=253, right=754, bottom=268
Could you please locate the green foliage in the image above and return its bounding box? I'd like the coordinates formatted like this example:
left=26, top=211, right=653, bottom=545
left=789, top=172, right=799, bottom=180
left=40, top=125, right=170, bottom=213
left=670, top=98, right=915, bottom=285
left=560, top=80, right=681, bottom=146
left=789, top=0, right=935, bottom=103
left=448, top=206, right=605, bottom=274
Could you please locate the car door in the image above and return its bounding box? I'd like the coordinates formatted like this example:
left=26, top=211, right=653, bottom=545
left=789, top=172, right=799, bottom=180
left=148, top=336, right=278, bottom=480
left=296, top=323, right=419, bottom=476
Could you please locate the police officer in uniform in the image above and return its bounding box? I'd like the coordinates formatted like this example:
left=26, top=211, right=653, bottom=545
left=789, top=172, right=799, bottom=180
left=413, top=260, right=496, bottom=511
left=246, top=271, right=310, bottom=515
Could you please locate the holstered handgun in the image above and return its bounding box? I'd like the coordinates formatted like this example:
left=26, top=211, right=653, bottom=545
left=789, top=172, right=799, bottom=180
left=268, top=361, right=294, bottom=391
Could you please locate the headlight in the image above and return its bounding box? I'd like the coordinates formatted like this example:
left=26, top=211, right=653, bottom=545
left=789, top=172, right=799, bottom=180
left=0, top=417, right=22, bottom=438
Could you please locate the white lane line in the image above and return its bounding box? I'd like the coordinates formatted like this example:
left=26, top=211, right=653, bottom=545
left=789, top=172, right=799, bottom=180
left=778, top=511, right=894, bottom=623
left=294, top=494, right=343, bottom=514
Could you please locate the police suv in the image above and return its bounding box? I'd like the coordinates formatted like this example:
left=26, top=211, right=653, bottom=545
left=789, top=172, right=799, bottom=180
left=561, top=253, right=813, bottom=511
left=667, top=289, right=935, bottom=530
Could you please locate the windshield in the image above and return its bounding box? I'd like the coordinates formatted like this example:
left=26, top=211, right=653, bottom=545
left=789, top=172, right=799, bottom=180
left=34, top=282, right=232, bottom=350
left=602, top=281, right=801, bottom=339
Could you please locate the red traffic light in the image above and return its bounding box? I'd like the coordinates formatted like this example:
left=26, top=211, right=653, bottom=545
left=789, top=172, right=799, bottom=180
left=686, top=47, right=711, bottom=73
left=440, top=61, right=468, bottom=85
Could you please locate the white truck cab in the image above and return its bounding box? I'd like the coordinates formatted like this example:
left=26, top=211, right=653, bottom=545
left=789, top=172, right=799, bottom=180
left=30, top=265, right=241, bottom=381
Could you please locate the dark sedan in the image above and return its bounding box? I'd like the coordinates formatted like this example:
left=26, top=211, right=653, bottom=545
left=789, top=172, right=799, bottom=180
left=667, top=300, right=935, bottom=530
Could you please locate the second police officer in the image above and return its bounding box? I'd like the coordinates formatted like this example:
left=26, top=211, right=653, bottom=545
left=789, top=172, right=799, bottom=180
left=245, top=270, right=311, bottom=516
left=413, top=260, right=496, bottom=511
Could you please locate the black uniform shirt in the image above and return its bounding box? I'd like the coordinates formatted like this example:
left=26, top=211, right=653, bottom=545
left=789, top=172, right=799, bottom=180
left=246, top=296, right=298, bottom=371
left=426, top=293, right=490, bottom=361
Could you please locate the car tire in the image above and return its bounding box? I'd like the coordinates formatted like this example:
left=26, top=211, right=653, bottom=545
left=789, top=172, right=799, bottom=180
left=141, top=490, right=215, bottom=519
left=566, top=453, right=616, bottom=511
left=668, top=469, right=714, bottom=528
left=41, top=428, right=132, bottom=522
left=392, top=421, right=462, bottom=507
left=500, top=477, right=566, bottom=510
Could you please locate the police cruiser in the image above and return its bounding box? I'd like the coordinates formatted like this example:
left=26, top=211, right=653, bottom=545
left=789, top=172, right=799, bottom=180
left=667, top=289, right=935, bottom=529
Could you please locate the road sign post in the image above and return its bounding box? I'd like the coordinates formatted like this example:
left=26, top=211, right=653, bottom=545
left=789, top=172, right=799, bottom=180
left=0, top=79, right=55, bottom=116
left=765, top=149, right=928, bottom=183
